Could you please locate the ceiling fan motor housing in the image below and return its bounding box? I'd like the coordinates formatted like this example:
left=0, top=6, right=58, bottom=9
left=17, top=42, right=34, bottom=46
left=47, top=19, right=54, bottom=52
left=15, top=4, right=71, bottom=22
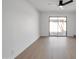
left=59, top=0, right=63, bottom=6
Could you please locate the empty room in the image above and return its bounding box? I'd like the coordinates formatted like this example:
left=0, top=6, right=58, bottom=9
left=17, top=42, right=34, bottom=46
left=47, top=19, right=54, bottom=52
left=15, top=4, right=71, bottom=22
left=2, top=0, right=76, bottom=59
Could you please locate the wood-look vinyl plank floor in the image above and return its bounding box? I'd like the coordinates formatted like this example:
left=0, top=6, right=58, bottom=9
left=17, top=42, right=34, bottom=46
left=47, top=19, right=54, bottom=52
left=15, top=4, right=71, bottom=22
left=15, top=37, right=76, bottom=59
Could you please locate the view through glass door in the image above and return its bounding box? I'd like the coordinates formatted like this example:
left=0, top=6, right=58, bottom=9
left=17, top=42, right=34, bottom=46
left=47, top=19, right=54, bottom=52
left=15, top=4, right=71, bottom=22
left=49, top=16, right=67, bottom=37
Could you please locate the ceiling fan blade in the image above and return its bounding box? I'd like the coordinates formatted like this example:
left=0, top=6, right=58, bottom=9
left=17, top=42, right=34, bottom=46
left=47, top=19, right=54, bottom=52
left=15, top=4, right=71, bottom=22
left=59, top=0, right=73, bottom=6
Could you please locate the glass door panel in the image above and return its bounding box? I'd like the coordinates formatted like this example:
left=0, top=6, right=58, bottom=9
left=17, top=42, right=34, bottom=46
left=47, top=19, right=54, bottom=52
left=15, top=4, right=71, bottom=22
left=49, top=16, right=67, bottom=37
left=50, top=22, right=57, bottom=36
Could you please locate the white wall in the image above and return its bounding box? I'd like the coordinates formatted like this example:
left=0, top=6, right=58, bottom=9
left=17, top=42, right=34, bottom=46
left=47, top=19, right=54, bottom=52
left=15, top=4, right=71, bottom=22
left=2, top=0, right=40, bottom=59
left=40, top=11, right=76, bottom=36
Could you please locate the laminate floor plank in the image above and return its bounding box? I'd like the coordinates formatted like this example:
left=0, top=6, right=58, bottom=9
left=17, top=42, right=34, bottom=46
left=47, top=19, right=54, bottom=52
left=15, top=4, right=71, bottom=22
left=15, top=37, right=76, bottom=59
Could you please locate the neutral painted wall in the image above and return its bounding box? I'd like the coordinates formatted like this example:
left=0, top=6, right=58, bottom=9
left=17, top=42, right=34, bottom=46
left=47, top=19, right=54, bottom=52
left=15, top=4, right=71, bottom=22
left=40, top=11, right=76, bottom=36
left=2, top=0, right=40, bottom=59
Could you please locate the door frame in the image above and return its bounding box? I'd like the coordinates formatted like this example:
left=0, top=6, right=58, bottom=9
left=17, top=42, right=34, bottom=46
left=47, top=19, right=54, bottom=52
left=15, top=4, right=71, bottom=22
left=48, top=16, right=67, bottom=37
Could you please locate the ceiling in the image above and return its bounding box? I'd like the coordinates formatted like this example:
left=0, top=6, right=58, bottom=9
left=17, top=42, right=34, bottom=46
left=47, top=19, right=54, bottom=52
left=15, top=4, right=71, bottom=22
left=27, top=0, right=76, bottom=12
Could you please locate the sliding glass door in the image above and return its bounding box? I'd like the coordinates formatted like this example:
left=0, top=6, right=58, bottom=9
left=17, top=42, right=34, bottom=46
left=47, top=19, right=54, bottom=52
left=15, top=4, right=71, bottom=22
left=49, top=16, right=67, bottom=37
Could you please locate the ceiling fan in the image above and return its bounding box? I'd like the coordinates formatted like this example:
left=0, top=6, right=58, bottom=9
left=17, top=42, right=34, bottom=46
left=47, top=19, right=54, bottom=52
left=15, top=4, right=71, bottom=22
left=59, top=0, right=73, bottom=6
left=58, top=0, right=73, bottom=9
left=48, top=0, right=73, bottom=9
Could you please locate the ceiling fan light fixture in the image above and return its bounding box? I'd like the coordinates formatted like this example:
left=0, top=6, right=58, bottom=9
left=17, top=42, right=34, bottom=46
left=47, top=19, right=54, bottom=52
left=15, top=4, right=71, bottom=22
left=59, top=5, right=64, bottom=9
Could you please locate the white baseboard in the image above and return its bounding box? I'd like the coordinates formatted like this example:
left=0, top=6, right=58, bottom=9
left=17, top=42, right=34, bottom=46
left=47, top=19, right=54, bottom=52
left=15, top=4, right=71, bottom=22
left=14, top=35, right=40, bottom=58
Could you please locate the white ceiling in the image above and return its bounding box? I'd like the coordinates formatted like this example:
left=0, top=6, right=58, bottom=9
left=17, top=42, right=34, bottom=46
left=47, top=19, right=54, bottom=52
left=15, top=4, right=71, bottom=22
left=27, top=0, right=76, bottom=12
